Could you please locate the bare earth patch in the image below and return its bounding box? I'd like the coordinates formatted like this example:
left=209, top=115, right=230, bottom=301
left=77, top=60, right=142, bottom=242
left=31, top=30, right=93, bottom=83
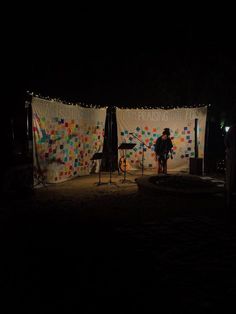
left=1, top=171, right=236, bottom=313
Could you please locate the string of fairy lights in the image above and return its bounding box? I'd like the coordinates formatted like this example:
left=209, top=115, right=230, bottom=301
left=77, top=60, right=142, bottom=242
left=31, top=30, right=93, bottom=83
left=26, top=91, right=107, bottom=109
left=26, top=91, right=211, bottom=110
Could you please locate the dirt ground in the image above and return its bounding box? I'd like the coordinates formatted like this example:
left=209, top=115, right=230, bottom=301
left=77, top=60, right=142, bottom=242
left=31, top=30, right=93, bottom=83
left=1, top=171, right=236, bottom=313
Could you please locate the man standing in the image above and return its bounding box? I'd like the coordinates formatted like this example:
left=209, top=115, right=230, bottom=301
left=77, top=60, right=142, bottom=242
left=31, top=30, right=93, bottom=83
left=154, top=128, right=173, bottom=174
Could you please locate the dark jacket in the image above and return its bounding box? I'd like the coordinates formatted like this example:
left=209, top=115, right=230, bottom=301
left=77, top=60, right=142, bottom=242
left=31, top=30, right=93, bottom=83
left=154, top=136, right=173, bottom=157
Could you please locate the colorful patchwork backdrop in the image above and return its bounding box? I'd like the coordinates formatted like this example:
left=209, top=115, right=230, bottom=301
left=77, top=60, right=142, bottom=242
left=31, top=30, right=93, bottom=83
left=117, top=107, right=207, bottom=172
left=32, top=97, right=106, bottom=183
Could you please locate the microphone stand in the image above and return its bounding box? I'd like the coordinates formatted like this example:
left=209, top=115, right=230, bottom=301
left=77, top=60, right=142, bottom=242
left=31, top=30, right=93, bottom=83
left=129, top=133, right=150, bottom=176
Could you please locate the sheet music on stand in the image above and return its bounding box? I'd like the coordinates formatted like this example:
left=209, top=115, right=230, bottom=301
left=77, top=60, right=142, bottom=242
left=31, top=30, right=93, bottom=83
left=90, top=152, right=103, bottom=185
left=118, top=143, right=136, bottom=150
left=91, top=152, right=103, bottom=161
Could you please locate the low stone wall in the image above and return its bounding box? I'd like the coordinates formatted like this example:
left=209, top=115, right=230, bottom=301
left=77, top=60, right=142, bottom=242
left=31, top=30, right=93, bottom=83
left=136, top=174, right=224, bottom=196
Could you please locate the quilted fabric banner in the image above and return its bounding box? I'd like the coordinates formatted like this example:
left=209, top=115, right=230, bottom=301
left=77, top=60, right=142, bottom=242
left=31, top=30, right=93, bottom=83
left=117, top=107, right=207, bottom=172
left=32, top=97, right=106, bottom=184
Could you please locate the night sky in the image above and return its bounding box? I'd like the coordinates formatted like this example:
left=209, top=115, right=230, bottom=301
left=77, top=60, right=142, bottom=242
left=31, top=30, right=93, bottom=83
left=5, top=20, right=236, bottom=152
left=9, top=23, right=234, bottom=105
left=23, top=43, right=236, bottom=110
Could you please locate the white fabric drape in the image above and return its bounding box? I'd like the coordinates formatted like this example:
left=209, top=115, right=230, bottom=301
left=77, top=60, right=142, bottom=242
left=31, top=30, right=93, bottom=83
left=116, top=107, right=207, bottom=172
left=32, top=97, right=106, bottom=183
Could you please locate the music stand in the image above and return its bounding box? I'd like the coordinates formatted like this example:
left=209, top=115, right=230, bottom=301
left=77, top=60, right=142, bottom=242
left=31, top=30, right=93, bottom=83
left=91, top=152, right=103, bottom=185
left=118, top=143, right=136, bottom=183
